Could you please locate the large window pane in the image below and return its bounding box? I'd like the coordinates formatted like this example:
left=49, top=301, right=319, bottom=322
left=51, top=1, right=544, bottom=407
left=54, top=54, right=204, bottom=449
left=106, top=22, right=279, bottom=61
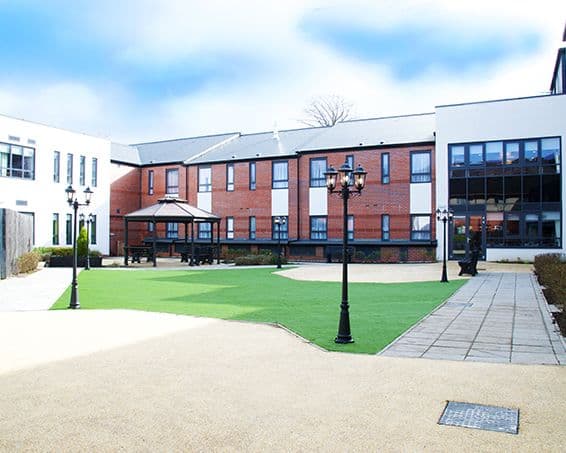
left=486, top=177, right=503, bottom=210
left=449, top=179, right=466, bottom=206
left=272, top=161, right=288, bottom=188
left=411, top=215, right=430, bottom=240
left=410, top=152, right=431, bottom=183
left=310, top=158, right=327, bottom=187
left=542, top=174, right=560, bottom=202
left=467, top=178, right=485, bottom=205
left=505, top=142, right=519, bottom=165
left=198, top=167, right=212, bottom=192
left=525, top=213, right=539, bottom=246
left=198, top=223, right=212, bottom=239
left=166, top=169, right=179, bottom=194
left=450, top=146, right=465, bottom=167
left=504, top=176, right=521, bottom=210
left=382, top=214, right=390, bottom=241
left=226, top=164, right=234, bottom=191
left=272, top=216, right=288, bottom=239
left=310, top=216, right=327, bottom=240
left=523, top=175, right=540, bottom=204
left=541, top=211, right=560, bottom=247
left=524, top=141, right=538, bottom=163
left=381, top=153, right=390, bottom=183
left=486, top=142, right=503, bottom=165
left=249, top=162, right=256, bottom=190
left=541, top=138, right=560, bottom=165
left=469, top=144, right=483, bottom=165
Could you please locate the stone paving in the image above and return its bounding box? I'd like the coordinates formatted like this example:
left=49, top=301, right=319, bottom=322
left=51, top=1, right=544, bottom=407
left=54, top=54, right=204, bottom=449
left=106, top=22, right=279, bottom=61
left=380, top=273, right=566, bottom=365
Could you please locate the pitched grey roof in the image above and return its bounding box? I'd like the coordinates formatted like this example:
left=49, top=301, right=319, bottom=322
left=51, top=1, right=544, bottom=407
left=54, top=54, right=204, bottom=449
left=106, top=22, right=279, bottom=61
left=125, top=197, right=220, bottom=221
left=111, top=142, right=141, bottom=165
left=298, top=113, right=436, bottom=152
left=189, top=127, right=327, bottom=164
left=133, top=133, right=239, bottom=165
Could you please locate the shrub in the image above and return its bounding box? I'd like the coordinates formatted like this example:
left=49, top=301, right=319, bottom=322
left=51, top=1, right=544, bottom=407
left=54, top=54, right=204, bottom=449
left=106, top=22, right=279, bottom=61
left=17, top=251, right=40, bottom=274
left=33, top=246, right=101, bottom=261
left=221, top=247, right=249, bottom=262
left=234, top=251, right=287, bottom=266
left=77, top=227, right=89, bottom=257
left=534, top=253, right=566, bottom=335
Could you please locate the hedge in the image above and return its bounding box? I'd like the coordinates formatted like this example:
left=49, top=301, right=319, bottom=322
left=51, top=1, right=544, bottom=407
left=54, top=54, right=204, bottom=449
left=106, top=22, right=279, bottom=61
left=534, top=253, right=566, bottom=335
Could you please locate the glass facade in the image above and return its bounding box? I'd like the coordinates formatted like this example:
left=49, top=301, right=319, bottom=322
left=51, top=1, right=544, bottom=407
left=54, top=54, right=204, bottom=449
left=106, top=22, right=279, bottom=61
left=448, top=137, right=561, bottom=250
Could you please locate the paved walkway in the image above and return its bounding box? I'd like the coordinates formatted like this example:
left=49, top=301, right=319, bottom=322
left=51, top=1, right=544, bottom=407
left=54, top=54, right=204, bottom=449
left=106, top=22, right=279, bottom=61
left=380, top=273, right=566, bottom=365
left=0, top=267, right=74, bottom=311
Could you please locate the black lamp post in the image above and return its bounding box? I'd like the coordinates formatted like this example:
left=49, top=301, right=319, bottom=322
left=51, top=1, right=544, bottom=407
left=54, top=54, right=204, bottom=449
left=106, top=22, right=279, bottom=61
left=274, top=216, right=286, bottom=269
left=436, top=208, right=453, bottom=283
left=66, top=185, right=93, bottom=309
left=324, top=160, right=367, bottom=344
left=79, top=213, right=94, bottom=270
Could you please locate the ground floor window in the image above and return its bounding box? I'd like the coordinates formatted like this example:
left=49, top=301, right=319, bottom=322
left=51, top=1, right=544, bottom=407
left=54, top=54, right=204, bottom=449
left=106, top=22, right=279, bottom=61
left=411, top=215, right=431, bottom=241
left=310, top=216, right=327, bottom=240
left=65, top=214, right=72, bottom=245
left=272, top=216, right=288, bottom=240
left=166, top=222, right=178, bottom=239
left=199, top=223, right=212, bottom=240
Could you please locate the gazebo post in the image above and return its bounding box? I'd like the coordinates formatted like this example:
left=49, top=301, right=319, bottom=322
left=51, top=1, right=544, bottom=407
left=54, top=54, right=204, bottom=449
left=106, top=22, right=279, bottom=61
left=215, top=221, right=220, bottom=264
left=191, top=222, right=195, bottom=266
left=152, top=219, right=157, bottom=267
left=124, top=218, right=129, bottom=266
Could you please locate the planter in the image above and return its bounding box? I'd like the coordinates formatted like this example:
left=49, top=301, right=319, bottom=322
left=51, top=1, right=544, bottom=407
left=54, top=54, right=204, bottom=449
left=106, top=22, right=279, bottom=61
left=48, top=256, right=102, bottom=268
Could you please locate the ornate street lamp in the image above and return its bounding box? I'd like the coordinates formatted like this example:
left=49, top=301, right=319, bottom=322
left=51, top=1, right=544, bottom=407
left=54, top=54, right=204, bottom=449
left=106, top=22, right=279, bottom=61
left=324, top=160, right=367, bottom=344
left=274, top=216, right=286, bottom=269
left=66, top=185, right=93, bottom=309
left=436, top=208, right=454, bottom=283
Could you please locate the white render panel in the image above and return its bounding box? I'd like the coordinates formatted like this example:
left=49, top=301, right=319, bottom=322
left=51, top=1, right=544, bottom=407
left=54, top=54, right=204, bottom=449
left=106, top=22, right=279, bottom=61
left=271, top=189, right=288, bottom=216
left=309, top=187, right=327, bottom=216
left=435, top=95, right=566, bottom=261
left=0, top=114, right=111, bottom=254
left=410, top=183, right=431, bottom=214
left=197, top=192, right=212, bottom=212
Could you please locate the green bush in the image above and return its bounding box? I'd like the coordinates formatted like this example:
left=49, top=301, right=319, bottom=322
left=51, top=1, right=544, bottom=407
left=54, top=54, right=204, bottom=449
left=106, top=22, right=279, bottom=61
left=77, top=227, right=89, bottom=257
left=534, top=253, right=566, bottom=335
left=221, top=247, right=249, bottom=262
left=33, top=246, right=101, bottom=261
left=234, top=251, right=287, bottom=266
left=17, top=251, right=40, bottom=274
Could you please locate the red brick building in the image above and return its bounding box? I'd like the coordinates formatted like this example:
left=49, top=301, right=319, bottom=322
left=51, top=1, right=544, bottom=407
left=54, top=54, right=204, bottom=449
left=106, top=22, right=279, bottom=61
left=110, top=114, right=437, bottom=262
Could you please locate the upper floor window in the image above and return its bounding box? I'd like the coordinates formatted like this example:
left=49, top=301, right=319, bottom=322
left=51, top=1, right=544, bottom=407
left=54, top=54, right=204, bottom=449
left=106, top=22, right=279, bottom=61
left=199, top=166, right=212, bottom=192
left=249, top=162, right=256, bottom=190
left=79, top=155, right=86, bottom=186
left=0, top=143, right=35, bottom=180
left=198, top=222, right=212, bottom=239
left=272, top=161, right=288, bottom=189
left=91, top=158, right=98, bottom=187
left=410, top=151, right=431, bottom=183
left=65, top=214, right=72, bottom=245
left=347, top=215, right=354, bottom=240
left=249, top=216, right=256, bottom=239
left=381, top=153, right=390, bottom=184
left=166, top=222, right=178, bottom=239
left=485, top=142, right=503, bottom=165
left=382, top=214, right=390, bottom=241
left=226, top=163, right=234, bottom=191
left=52, top=213, right=59, bottom=245
left=67, top=153, right=73, bottom=185
left=226, top=217, right=234, bottom=239
left=272, top=216, right=288, bottom=240
left=411, top=215, right=431, bottom=241
left=166, top=168, right=179, bottom=194
left=310, top=158, right=327, bottom=187
left=346, top=155, right=354, bottom=185
left=310, top=216, right=327, bottom=240
left=53, top=151, right=60, bottom=183
left=148, top=170, right=154, bottom=195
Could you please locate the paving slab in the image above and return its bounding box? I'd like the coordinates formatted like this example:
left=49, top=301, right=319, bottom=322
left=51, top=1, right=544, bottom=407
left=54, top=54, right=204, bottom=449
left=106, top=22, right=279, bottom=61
left=379, top=272, right=566, bottom=365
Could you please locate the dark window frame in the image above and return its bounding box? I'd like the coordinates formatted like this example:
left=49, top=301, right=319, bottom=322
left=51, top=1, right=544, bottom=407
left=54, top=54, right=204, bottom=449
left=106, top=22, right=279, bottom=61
left=226, top=217, right=234, bottom=239
left=165, top=168, right=179, bottom=194
left=347, top=214, right=354, bottom=240
left=249, top=162, right=256, bottom=190
left=410, top=150, right=431, bottom=183
left=90, top=214, right=97, bottom=245
left=79, top=155, right=86, bottom=186
left=66, top=153, right=73, bottom=185
left=52, top=213, right=59, bottom=245
left=410, top=214, right=431, bottom=241
left=198, top=222, right=212, bottom=239
left=166, top=222, right=178, bottom=239
left=91, top=157, right=98, bottom=187
left=309, top=157, right=327, bottom=187
left=148, top=170, right=154, bottom=195
left=0, top=142, right=35, bottom=180
left=226, top=163, right=235, bottom=191
left=53, top=151, right=60, bottom=183
left=271, top=216, right=288, bottom=240
left=198, top=166, right=212, bottom=193
left=65, top=213, right=72, bottom=245
left=310, top=215, right=327, bottom=240
left=382, top=214, right=390, bottom=241
left=381, top=153, right=390, bottom=184
left=272, top=160, right=289, bottom=189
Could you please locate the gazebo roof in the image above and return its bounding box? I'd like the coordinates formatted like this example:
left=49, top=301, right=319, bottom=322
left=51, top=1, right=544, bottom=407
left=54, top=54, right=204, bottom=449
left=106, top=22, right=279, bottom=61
left=125, top=197, right=221, bottom=222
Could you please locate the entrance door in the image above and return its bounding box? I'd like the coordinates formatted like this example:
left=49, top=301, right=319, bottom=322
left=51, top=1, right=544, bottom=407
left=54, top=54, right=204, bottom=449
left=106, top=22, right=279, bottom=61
left=450, top=214, right=486, bottom=260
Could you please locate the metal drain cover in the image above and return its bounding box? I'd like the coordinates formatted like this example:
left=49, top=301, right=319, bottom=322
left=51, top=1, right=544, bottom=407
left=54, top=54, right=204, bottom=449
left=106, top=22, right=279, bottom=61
left=439, top=401, right=519, bottom=434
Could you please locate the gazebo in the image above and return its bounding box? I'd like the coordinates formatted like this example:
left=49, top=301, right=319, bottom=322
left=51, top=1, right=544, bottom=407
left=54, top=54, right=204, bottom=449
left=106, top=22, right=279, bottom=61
left=123, top=197, right=221, bottom=267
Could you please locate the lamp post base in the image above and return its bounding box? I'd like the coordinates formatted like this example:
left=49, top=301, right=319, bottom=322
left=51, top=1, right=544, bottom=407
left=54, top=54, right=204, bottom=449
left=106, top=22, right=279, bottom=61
left=335, top=335, right=354, bottom=344
left=441, top=266, right=448, bottom=283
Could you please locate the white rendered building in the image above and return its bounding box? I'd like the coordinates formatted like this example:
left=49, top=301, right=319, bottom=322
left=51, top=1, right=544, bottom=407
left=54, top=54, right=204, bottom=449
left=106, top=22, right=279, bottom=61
left=0, top=114, right=111, bottom=254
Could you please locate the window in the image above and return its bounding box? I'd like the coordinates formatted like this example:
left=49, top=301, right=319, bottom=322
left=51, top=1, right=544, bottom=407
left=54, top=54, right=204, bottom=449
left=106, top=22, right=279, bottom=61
left=53, top=151, right=60, bottom=183
left=249, top=216, right=256, bottom=239
left=382, top=214, right=390, bottom=241
left=90, top=215, right=97, bottom=245
left=505, top=143, right=520, bottom=165
left=0, top=142, right=35, bottom=179
left=198, top=166, right=212, bottom=192
left=67, top=153, right=73, bottom=185
left=52, top=213, right=59, bottom=245
left=148, top=222, right=154, bottom=232
left=347, top=215, right=354, bottom=240
left=485, top=142, right=503, bottom=165
left=310, top=158, right=327, bottom=187
left=79, top=155, right=86, bottom=186
left=166, top=222, right=178, bottom=238
left=469, top=144, right=484, bottom=166
left=249, top=162, right=256, bottom=190
left=148, top=170, right=154, bottom=195
left=541, top=138, right=560, bottom=165
left=346, top=155, right=354, bottom=185
left=65, top=214, right=72, bottom=245
left=411, top=215, right=431, bottom=241
left=272, top=216, right=288, bottom=240
left=226, top=164, right=234, bottom=191
left=91, top=158, right=98, bottom=187
left=226, top=217, right=234, bottom=239
left=310, top=216, right=327, bottom=240
left=524, top=141, right=539, bottom=163
left=198, top=222, right=212, bottom=239
left=272, top=161, right=288, bottom=188
left=410, top=151, right=431, bottom=183
left=381, top=153, right=390, bottom=184
left=166, top=168, right=179, bottom=194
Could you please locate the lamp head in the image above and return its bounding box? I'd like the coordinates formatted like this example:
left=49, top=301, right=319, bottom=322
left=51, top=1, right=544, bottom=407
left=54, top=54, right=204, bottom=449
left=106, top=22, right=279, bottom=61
left=65, top=185, right=75, bottom=205
left=83, top=187, right=93, bottom=205
left=352, top=164, right=367, bottom=191
left=324, top=166, right=338, bottom=192
left=338, top=161, right=353, bottom=188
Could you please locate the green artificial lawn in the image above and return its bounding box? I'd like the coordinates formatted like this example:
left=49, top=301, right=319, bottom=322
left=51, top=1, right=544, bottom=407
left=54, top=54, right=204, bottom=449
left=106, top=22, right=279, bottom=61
left=52, top=268, right=466, bottom=353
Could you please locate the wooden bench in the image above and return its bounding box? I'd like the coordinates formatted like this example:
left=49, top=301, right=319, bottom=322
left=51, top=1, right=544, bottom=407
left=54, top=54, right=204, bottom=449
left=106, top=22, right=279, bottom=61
left=458, top=249, right=480, bottom=276
left=125, top=246, right=154, bottom=264
left=180, top=246, right=216, bottom=266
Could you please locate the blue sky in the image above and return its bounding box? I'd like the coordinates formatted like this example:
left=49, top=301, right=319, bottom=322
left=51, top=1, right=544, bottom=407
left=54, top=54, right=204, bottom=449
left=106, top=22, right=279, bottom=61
left=0, top=1, right=563, bottom=142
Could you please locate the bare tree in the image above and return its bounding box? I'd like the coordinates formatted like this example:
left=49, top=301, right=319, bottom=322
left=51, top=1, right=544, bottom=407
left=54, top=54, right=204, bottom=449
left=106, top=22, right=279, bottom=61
left=300, top=95, right=353, bottom=127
